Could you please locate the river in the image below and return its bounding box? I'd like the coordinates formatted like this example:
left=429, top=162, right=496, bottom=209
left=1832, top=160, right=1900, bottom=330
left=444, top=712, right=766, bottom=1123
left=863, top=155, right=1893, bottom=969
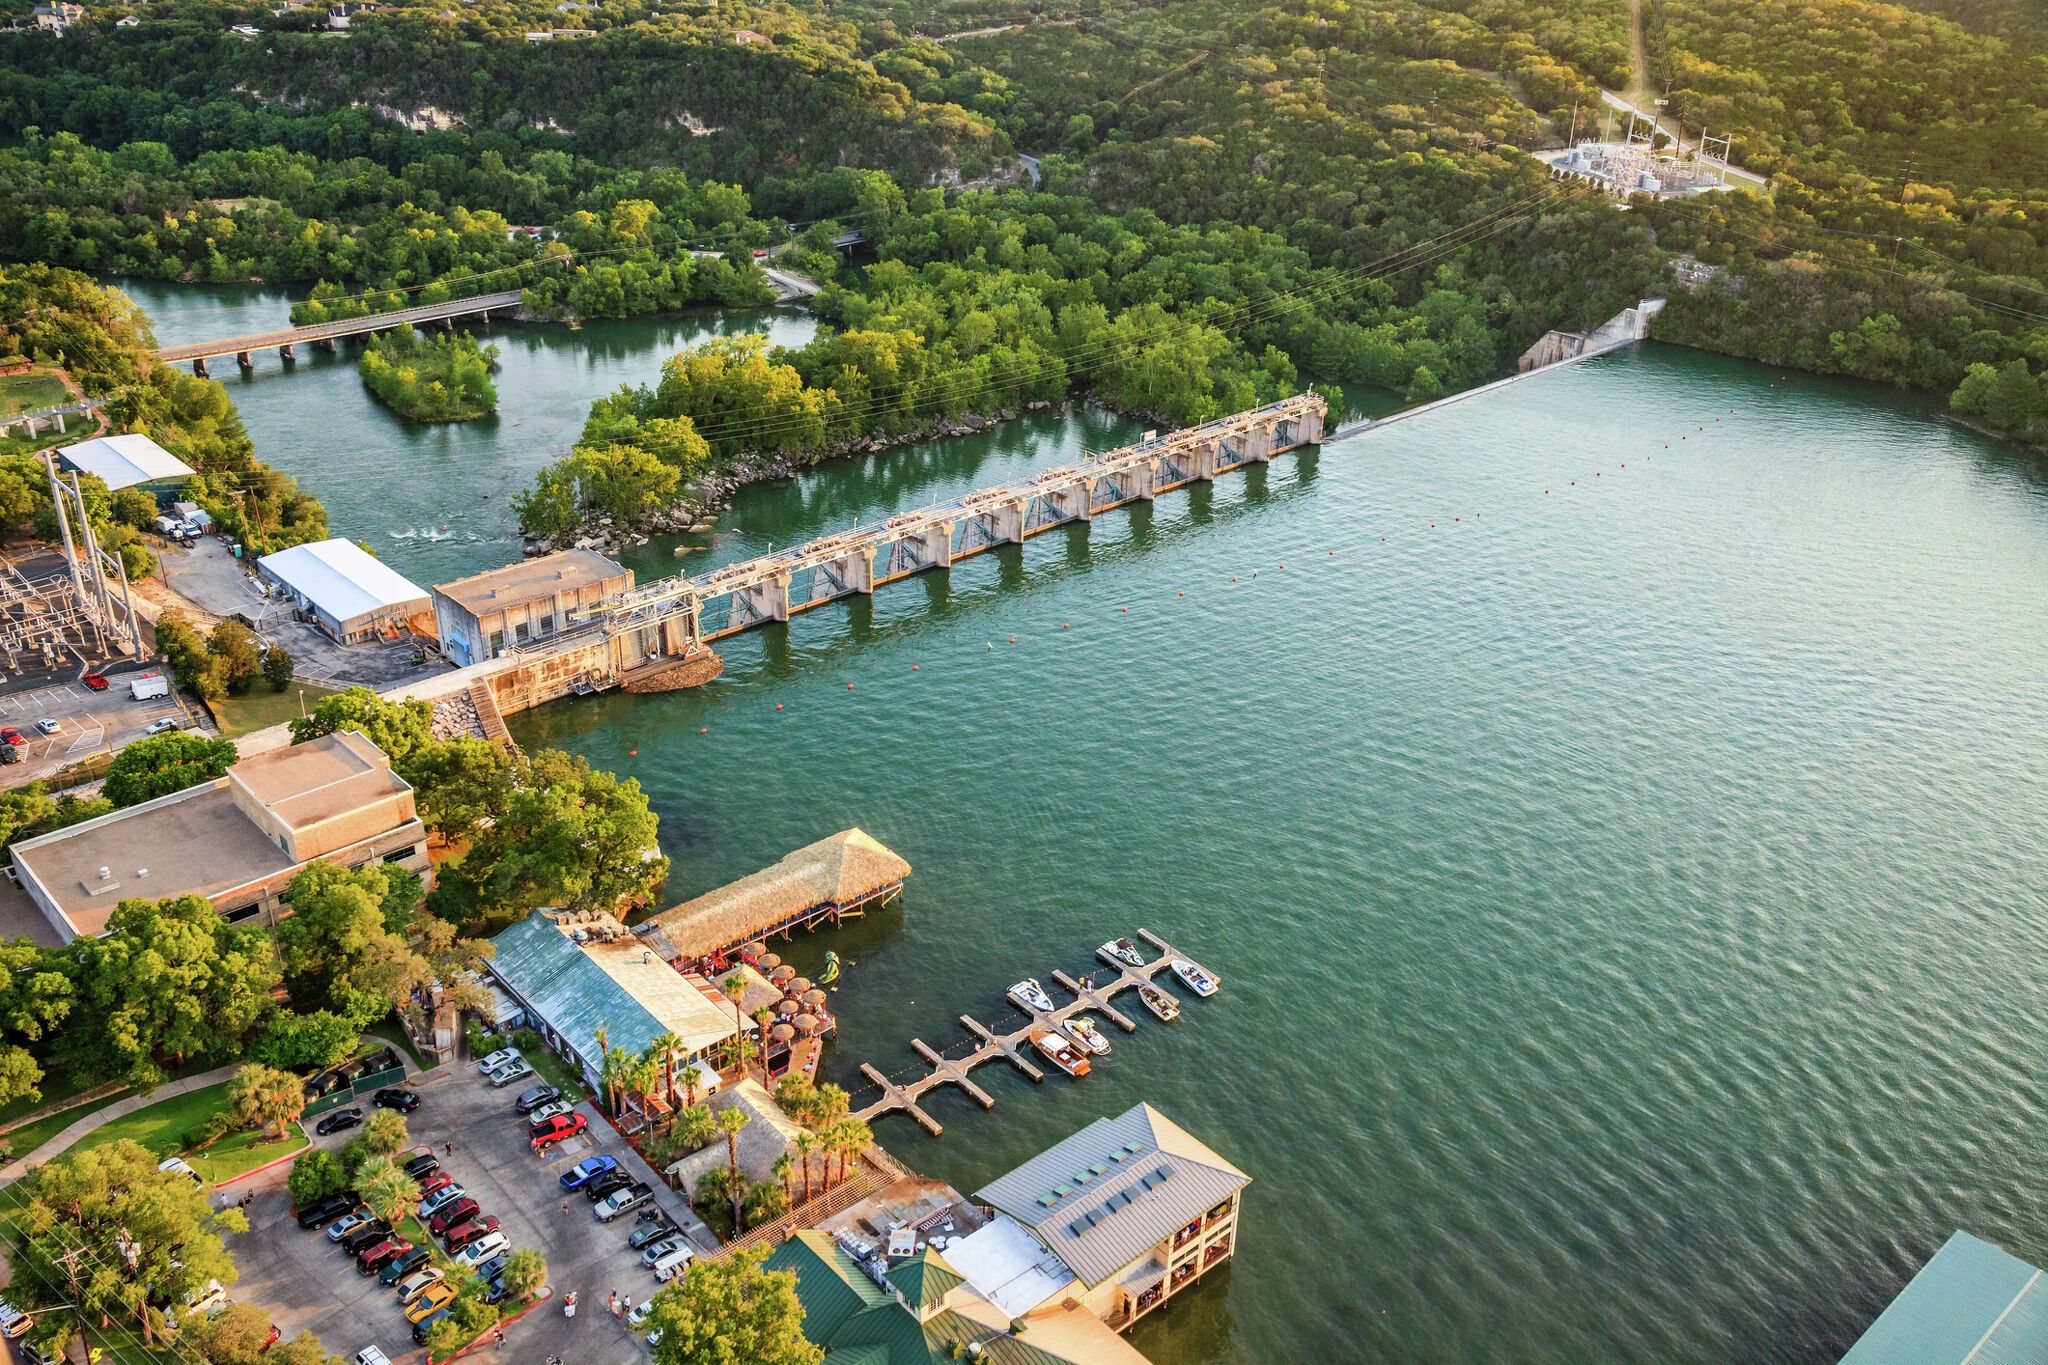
left=129, top=281, right=2048, bottom=1364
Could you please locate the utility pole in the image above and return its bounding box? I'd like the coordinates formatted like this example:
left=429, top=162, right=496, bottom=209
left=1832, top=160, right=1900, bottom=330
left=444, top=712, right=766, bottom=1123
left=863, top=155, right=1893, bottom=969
left=69, top=473, right=119, bottom=657
left=52, top=1247, right=93, bottom=1359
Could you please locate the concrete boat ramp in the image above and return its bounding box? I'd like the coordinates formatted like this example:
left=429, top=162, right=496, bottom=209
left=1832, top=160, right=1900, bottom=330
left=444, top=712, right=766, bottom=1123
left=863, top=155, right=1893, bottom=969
left=854, top=928, right=1216, bottom=1136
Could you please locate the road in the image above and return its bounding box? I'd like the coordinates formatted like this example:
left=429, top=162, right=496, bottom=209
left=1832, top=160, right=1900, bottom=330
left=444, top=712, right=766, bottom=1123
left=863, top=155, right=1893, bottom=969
left=153, top=290, right=527, bottom=364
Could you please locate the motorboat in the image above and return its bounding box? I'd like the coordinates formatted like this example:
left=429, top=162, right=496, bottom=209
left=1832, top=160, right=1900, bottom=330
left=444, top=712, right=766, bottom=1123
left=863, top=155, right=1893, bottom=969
left=1065, top=1016, right=1112, bottom=1056
left=1098, top=938, right=1145, bottom=970
left=1139, top=984, right=1180, bottom=1022
left=1031, top=1029, right=1090, bottom=1077
left=1008, top=978, right=1055, bottom=1013
left=1170, top=959, right=1219, bottom=997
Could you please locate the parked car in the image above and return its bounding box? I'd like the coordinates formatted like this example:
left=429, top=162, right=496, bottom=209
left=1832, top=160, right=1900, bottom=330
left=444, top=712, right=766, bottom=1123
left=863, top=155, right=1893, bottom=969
left=356, top=1238, right=413, bottom=1275
left=339, top=1222, right=394, bottom=1255
left=295, top=1192, right=360, bottom=1228
left=639, top=1237, right=685, bottom=1268
left=419, top=1185, right=468, bottom=1218
left=0, top=729, right=23, bottom=746
left=627, top=1218, right=679, bottom=1251
left=426, top=1198, right=479, bottom=1237
left=409, top=1308, right=450, bottom=1346
left=488, top=1060, right=536, bottom=1088
left=327, top=1219, right=380, bottom=1252
left=530, top=1113, right=587, bottom=1150
left=418, top=1171, right=456, bottom=1198
left=513, top=1083, right=560, bottom=1114
left=355, top=1348, right=392, bottom=1365
left=378, top=1249, right=432, bottom=1288
left=442, top=1214, right=500, bottom=1250
left=627, top=1300, right=653, bottom=1329
left=403, top=1153, right=440, bottom=1181
left=583, top=1169, right=634, bottom=1203
left=182, top=1282, right=228, bottom=1316
left=157, top=1157, right=202, bottom=1183
left=468, top=1254, right=509, bottom=1284
left=453, top=1232, right=509, bottom=1269
left=82, top=673, right=108, bottom=691
left=525, top=1098, right=575, bottom=1127
left=594, top=1183, right=654, bottom=1222
left=475, top=1047, right=522, bottom=1074
left=34, top=719, right=58, bottom=736
left=315, top=1108, right=363, bottom=1136
left=403, top=1282, right=456, bottom=1323
left=371, top=1089, right=419, bottom=1113
left=560, top=1156, right=619, bottom=1190
left=143, top=718, right=179, bottom=737
left=0, top=1301, right=34, bottom=1339
left=391, top=1267, right=443, bottom=1300
left=479, top=1277, right=512, bottom=1306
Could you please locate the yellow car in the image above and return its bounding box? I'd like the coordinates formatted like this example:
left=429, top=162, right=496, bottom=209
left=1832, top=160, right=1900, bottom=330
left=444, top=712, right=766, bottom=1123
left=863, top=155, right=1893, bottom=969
left=404, top=1282, right=457, bottom=1323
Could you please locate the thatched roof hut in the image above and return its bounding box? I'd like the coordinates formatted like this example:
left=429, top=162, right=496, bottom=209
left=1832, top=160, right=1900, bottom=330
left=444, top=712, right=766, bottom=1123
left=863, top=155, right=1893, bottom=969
left=639, top=828, right=910, bottom=964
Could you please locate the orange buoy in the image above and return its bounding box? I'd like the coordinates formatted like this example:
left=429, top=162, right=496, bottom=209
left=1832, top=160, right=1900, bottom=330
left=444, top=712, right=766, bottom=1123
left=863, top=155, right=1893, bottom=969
left=1232, top=577, right=1238, bottom=582
left=629, top=750, right=637, bottom=756
left=1179, top=591, right=1185, bottom=596
left=1009, top=637, right=1015, bottom=643
left=847, top=683, right=854, bottom=689
left=1279, top=563, right=1285, bottom=569
left=775, top=704, right=783, bottom=710
left=1062, top=623, right=1069, bottom=629
left=1545, top=490, right=1550, bottom=493
left=1122, top=607, right=1128, bottom=612
left=699, top=728, right=707, bottom=734
left=912, top=665, right=919, bottom=670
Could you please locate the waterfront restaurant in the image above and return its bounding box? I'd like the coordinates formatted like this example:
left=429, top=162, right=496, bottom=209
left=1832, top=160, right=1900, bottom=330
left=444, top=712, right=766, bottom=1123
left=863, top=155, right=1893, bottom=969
left=959, top=1102, right=1249, bottom=1333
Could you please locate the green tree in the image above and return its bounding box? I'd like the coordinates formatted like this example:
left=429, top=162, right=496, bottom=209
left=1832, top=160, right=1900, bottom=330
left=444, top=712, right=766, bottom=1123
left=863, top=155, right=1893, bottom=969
left=262, top=645, right=295, bottom=692
left=185, top=1302, right=280, bottom=1365
left=404, top=736, right=516, bottom=846
left=111, top=487, right=159, bottom=530
left=287, top=686, right=433, bottom=765
left=287, top=1148, right=348, bottom=1207
left=252, top=1009, right=364, bottom=1071
left=208, top=620, right=264, bottom=695
left=499, top=1248, right=546, bottom=1301
left=571, top=441, right=679, bottom=525
left=269, top=1333, right=347, bottom=1365
left=715, top=1106, right=749, bottom=1234
left=101, top=732, right=239, bottom=806
left=361, top=1108, right=408, bottom=1156
left=645, top=1247, right=820, bottom=1365
left=273, top=861, right=420, bottom=1019
left=0, top=937, right=70, bottom=1108
left=12, top=1139, right=245, bottom=1347
left=225, top=1062, right=305, bottom=1139
left=357, top=1157, right=416, bottom=1227
left=512, top=460, right=579, bottom=540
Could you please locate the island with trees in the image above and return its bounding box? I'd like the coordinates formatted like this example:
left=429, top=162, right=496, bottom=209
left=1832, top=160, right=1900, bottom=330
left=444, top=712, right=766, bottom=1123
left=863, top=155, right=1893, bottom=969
left=357, top=324, right=500, bottom=423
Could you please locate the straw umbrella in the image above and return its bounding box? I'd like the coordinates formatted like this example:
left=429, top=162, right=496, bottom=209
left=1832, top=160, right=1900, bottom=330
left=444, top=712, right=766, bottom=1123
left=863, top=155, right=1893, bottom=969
left=768, top=1022, right=796, bottom=1079
left=787, top=977, right=811, bottom=996
left=771, top=965, right=796, bottom=984
left=775, top=998, right=798, bottom=1019
left=801, top=988, right=828, bottom=1009
left=794, top=1013, right=819, bottom=1036
left=743, top=940, right=767, bottom=959
left=757, top=953, right=782, bottom=972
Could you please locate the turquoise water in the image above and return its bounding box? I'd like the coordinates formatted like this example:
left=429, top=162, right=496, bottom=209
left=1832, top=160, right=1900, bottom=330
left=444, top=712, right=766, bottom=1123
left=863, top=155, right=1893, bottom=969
left=127, top=280, right=2048, bottom=1362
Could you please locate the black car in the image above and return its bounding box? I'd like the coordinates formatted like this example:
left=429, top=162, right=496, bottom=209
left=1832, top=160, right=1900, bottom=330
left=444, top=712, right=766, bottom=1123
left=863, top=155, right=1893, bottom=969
left=377, top=1246, right=431, bottom=1286
left=404, top=1153, right=441, bottom=1181
left=410, top=1308, right=450, bottom=1346
left=315, top=1108, right=363, bottom=1136
left=585, top=1170, right=634, bottom=1203
left=339, top=1221, right=394, bottom=1255
left=372, top=1089, right=420, bottom=1113
left=294, top=1191, right=361, bottom=1229
left=513, top=1083, right=560, bottom=1115
left=628, top=1218, right=679, bottom=1250
left=470, top=1254, right=509, bottom=1283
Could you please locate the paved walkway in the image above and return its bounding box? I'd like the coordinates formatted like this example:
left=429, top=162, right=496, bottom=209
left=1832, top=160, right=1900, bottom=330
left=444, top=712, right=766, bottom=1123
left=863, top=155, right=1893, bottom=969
left=0, top=1063, right=242, bottom=1182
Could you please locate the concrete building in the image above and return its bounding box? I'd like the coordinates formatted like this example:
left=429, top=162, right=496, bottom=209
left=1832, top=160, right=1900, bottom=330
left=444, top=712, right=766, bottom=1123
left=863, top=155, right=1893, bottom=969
left=257, top=538, right=432, bottom=644
left=485, top=909, right=739, bottom=1093
left=33, top=3, right=84, bottom=28
left=56, top=434, right=195, bottom=503
left=9, top=731, right=429, bottom=940
left=1838, top=1230, right=2048, bottom=1363
left=430, top=549, right=631, bottom=667
left=964, top=1103, right=1249, bottom=1333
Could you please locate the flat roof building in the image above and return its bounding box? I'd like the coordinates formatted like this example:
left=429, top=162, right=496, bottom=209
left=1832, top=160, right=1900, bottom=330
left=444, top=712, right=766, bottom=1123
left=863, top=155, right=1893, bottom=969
left=487, top=909, right=739, bottom=1093
left=57, top=434, right=195, bottom=502
left=257, top=538, right=432, bottom=644
left=1839, top=1230, right=2048, bottom=1364
left=970, top=1102, right=1249, bottom=1334
left=10, top=731, right=429, bottom=940
left=430, top=549, right=631, bottom=668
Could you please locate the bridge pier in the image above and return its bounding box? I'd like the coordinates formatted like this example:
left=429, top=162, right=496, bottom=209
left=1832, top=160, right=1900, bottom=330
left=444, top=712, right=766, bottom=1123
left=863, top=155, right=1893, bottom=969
left=192, top=357, right=209, bottom=378
left=739, top=570, right=791, bottom=626
left=279, top=342, right=297, bottom=364
left=1047, top=480, right=1092, bottom=524
left=976, top=498, right=1027, bottom=546
left=236, top=351, right=254, bottom=371
left=317, top=338, right=337, bottom=354
left=824, top=546, right=875, bottom=595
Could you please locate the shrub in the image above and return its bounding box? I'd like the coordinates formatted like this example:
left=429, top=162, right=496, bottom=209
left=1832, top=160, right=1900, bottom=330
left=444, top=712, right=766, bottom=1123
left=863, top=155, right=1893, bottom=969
left=511, top=1028, right=542, bottom=1053
left=287, top=1148, right=348, bottom=1207
left=180, top=1108, right=236, bottom=1151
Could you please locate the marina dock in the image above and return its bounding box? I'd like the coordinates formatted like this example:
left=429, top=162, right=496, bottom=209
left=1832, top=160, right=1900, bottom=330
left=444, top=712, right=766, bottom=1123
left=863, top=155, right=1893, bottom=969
left=853, top=929, right=1216, bottom=1137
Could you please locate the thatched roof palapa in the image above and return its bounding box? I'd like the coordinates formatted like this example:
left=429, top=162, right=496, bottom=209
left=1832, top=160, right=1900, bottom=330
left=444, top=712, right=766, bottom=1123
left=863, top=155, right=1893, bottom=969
left=640, top=827, right=910, bottom=964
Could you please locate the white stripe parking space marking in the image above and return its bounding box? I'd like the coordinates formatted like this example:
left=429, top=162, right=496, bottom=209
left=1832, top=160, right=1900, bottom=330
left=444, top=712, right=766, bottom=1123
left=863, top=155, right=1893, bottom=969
left=65, top=727, right=104, bottom=754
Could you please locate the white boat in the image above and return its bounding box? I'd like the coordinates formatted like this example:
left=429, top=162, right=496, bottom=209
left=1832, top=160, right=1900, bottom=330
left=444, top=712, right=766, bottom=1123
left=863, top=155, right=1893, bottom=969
left=1098, top=938, right=1145, bottom=970
left=1065, top=1016, right=1111, bottom=1056
left=1139, top=984, right=1180, bottom=1022
left=1008, top=978, right=1055, bottom=1013
left=1169, top=960, right=1218, bottom=997
left=1031, top=1029, right=1090, bottom=1077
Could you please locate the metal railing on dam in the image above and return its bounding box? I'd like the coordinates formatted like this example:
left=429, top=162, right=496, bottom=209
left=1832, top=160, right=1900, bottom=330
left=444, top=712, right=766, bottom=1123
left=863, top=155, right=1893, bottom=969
left=583, top=392, right=1327, bottom=649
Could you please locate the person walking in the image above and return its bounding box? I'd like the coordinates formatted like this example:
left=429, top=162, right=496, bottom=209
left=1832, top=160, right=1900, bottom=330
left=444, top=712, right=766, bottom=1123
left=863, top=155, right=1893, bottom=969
left=608, top=1291, right=618, bottom=1317
left=622, top=1294, right=633, bottom=1319
left=491, top=1327, right=504, bottom=1346
left=563, top=1292, right=577, bottom=1319
left=444, top=1141, right=453, bottom=1155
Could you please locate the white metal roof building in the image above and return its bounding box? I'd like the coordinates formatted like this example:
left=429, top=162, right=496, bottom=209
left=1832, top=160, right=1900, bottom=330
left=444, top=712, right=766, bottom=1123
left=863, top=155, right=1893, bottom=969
left=56, top=434, right=196, bottom=500
left=256, top=537, right=432, bottom=644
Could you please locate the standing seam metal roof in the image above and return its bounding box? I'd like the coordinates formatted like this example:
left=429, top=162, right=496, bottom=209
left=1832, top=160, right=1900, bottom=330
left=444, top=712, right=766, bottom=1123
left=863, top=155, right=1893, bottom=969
left=1840, top=1231, right=2048, bottom=1365
left=488, top=913, right=700, bottom=1066
left=57, top=433, right=195, bottom=490
left=975, top=1103, right=1249, bottom=1289
left=257, top=538, right=431, bottom=625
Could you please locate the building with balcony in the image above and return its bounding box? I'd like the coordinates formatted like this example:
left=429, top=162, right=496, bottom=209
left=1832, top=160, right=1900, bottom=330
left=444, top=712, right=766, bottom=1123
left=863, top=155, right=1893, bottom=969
left=960, top=1102, right=1248, bottom=1334
left=9, top=731, right=429, bottom=940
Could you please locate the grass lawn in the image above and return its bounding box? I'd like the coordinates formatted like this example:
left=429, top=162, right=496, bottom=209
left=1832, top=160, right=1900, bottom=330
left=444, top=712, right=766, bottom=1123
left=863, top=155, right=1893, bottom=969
left=0, top=372, right=71, bottom=418
left=204, top=681, right=343, bottom=740
left=71, top=1080, right=231, bottom=1162
left=0, top=1069, right=101, bottom=1129
left=188, top=1123, right=307, bottom=1183
left=365, top=1019, right=427, bottom=1073
left=4, top=1089, right=129, bottom=1158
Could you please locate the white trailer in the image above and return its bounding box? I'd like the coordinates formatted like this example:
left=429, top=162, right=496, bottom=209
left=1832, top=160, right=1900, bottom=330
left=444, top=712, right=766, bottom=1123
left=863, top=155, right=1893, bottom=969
left=128, top=673, right=170, bottom=701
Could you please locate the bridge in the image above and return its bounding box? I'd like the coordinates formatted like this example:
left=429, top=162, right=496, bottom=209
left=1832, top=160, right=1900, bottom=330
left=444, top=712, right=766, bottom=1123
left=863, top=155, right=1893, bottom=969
left=153, top=290, right=526, bottom=375
left=586, top=391, right=1325, bottom=650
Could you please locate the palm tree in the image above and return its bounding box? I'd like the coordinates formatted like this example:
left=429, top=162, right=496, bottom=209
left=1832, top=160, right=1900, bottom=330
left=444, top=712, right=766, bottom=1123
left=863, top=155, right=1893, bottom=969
left=651, top=1030, right=687, bottom=1126
left=816, top=1082, right=851, bottom=1127
left=720, top=972, right=746, bottom=1068
left=772, top=1153, right=793, bottom=1206
left=716, top=1106, right=750, bottom=1233
left=676, top=1103, right=716, bottom=1153
left=360, top=1161, right=416, bottom=1228
left=629, top=1055, right=664, bottom=1132
left=499, top=1248, right=547, bottom=1302
left=752, top=1006, right=775, bottom=1080
left=792, top=1130, right=819, bottom=1203
left=826, top=1117, right=871, bottom=1188
left=226, top=1062, right=305, bottom=1140
left=599, top=1045, right=634, bottom=1118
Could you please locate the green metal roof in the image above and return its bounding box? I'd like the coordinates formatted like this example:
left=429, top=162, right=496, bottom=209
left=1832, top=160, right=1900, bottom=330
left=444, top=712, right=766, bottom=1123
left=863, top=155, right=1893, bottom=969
left=1841, top=1231, right=2048, bottom=1365
left=885, top=1248, right=966, bottom=1311
left=488, top=913, right=668, bottom=1067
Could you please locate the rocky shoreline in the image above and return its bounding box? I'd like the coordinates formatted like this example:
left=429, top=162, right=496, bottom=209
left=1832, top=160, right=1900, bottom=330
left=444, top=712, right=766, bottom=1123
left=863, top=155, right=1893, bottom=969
left=526, top=398, right=1094, bottom=559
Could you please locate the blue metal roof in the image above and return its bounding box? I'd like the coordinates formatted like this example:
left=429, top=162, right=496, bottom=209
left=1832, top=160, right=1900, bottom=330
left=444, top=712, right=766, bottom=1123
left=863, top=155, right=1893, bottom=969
left=489, top=913, right=668, bottom=1066
left=1841, top=1231, right=2048, bottom=1365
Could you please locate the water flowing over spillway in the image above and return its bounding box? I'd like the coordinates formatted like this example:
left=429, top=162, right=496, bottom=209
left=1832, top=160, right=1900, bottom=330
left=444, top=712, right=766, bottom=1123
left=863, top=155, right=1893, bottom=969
left=139, top=281, right=2048, bottom=1364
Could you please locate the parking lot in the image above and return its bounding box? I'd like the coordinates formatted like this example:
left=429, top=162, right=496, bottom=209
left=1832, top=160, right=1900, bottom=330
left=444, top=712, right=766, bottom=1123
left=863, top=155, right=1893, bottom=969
left=224, top=1058, right=713, bottom=1365
left=0, top=675, right=195, bottom=789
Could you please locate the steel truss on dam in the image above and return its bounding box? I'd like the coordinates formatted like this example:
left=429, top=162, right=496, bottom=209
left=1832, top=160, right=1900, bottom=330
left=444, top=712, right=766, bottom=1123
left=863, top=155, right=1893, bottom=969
left=582, top=393, right=1325, bottom=652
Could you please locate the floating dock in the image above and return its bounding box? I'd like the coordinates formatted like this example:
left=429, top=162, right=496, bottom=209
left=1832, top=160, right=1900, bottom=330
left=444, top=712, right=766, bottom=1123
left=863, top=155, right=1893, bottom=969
left=853, top=928, right=1216, bottom=1137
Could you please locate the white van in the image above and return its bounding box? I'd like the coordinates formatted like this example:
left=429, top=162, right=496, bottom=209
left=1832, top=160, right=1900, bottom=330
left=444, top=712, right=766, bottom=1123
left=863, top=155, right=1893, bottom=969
left=0, top=1302, right=33, bottom=1338
left=649, top=1247, right=692, bottom=1283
